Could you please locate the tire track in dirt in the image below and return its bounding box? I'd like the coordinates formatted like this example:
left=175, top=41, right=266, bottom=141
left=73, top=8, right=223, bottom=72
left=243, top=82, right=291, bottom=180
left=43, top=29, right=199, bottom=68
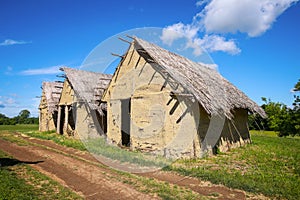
left=5, top=133, right=268, bottom=200
left=0, top=138, right=156, bottom=200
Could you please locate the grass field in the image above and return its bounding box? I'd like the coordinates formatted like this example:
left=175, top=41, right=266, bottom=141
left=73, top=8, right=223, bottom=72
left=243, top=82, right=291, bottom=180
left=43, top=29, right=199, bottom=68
left=1, top=125, right=300, bottom=199
left=0, top=126, right=205, bottom=199
left=0, top=150, right=82, bottom=199
left=0, top=124, right=39, bottom=132
left=166, top=130, right=300, bottom=199
left=25, top=130, right=86, bottom=151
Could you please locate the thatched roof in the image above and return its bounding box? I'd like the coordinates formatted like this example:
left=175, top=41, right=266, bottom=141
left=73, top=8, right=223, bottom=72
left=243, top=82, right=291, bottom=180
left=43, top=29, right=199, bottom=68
left=133, top=37, right=266, bottom=119
left=40, top=81, right=63, bottom=114
left=61, top=67, right=112, bottom=111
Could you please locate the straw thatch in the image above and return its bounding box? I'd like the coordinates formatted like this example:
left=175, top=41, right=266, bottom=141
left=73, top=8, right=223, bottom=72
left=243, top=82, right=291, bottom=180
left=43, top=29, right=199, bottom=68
left=39, top=81, right=63, bottom=114
left=133, top=37, right=266, bottom=119
left=60, top=67, right=112, bottom=113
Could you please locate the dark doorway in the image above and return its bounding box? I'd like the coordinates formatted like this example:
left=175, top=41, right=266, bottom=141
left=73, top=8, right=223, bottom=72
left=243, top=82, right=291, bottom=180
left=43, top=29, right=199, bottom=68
left=53, top=111, right=58, bottom=129
left=121, top=98, right=131, bottom=146
left=68, top=106, right=75, bottom=130
left=59, top=106, right=65, bottom=134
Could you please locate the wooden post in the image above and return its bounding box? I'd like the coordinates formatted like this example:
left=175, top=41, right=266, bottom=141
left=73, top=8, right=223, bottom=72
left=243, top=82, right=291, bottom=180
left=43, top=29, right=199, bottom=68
left=63, top=105, right=69, bottom=135
left=57, top=106, right=62, bottom=134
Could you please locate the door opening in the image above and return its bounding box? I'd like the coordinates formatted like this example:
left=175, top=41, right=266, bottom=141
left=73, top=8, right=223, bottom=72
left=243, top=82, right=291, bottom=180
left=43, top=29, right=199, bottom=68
left=121, top=98, right=131, bottom=146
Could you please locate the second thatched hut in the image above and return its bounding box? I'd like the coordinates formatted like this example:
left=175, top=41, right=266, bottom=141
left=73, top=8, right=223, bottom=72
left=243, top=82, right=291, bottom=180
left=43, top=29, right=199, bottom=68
left=39, top=81, right=63, bottom=132
left=57, top=67, right=112, bottom=139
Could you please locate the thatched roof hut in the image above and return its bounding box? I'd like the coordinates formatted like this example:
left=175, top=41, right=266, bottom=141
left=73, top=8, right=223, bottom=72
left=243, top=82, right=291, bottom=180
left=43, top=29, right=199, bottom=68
left=133, top=37, right=266, bottom=119
left=103, top=37, right=266, bottom=158
left=57, top=67, right=112, bottom=138
left=61, top=67, right=112, bottom=114
left=39, top=81, right=63, bottom=132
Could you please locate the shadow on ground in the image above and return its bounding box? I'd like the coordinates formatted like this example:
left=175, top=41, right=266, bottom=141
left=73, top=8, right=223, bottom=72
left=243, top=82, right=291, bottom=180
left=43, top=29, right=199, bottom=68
left=0, top=158, right=44, bottom=167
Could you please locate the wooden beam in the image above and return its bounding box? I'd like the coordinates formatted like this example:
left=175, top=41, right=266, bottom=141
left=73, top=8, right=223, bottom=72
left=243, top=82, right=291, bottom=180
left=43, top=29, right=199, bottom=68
left=56, top=106, right=62, bottom=134
left=118, top=37, right=132, bottom=44
left=137, top=49, right=147, bottom=53
left=111, top=53, right=124, bottom=58
left=126, top=35, right=135, bottom=40
left=147, top=58, right=156, bottom=63
left=170, top=91, right=193, bottom=97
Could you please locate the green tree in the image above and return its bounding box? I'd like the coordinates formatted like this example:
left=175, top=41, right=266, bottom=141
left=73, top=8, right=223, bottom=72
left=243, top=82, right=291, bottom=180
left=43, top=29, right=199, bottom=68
left=0, top=113, right=16, bottom=125
left=261, top=98, right=293, bottom=136
left=250, top=80, right=300, bottom=137
left=17, top=109, right=31, bottom=124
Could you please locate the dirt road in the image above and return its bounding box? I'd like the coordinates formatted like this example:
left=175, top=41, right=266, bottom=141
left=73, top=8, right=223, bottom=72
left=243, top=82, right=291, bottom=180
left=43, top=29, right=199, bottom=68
left=0, top=133, right=263, bottom=199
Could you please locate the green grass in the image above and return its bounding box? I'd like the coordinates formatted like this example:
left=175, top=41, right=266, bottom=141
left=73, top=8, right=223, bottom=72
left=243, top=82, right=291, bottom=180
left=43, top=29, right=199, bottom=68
left=0, top=127, right=205, bottom=199
left=166, top=131, right=300, bottom=200
left=110, top=170, right=207, bottom=200
left=0, top=124, right=39, bottom=132
left=85, top=138, right=173, bottom=169
left=7, top=126, right=172, bottom=169
left=24, top=130, right=86, bottom=151
left=0, top=150, right=82, bottom=200
left=4, top=125, right=300, bottom=199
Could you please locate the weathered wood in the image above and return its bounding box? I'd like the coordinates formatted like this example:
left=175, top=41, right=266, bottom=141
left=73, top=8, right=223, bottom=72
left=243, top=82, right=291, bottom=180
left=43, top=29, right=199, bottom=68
left=126, top=35, right=135, bottom=40
left=63, top=105, right=69, bottom=135
left=39, top=81, right=63, bottom=132
left=170, top=92, right=193, bottom=97
left=57, top=106, right=62, bottom=134
left=118, top=37, right=132, bottom=44
left=111, top=53, right=124, bottom=58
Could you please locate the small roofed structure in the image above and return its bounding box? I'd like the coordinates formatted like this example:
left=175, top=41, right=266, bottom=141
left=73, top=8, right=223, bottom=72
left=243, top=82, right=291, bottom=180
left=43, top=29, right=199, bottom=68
left=57, top=67, right=112, bottom=139
left=102, top=37, right=266, bottom=158
left=39, top=81, right=63, bottom=132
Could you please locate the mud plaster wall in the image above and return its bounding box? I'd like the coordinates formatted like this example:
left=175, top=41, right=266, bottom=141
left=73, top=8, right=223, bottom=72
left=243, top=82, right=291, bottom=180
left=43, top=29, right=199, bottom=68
left=39, top=91, right=56, bottom=132
left=105, top=45, right=201, bottom=158
left=59, top=80, right=74, bottom=106
left=58, top=81, right=100, bottom=139
left=74, top=97, right=100, bottom=140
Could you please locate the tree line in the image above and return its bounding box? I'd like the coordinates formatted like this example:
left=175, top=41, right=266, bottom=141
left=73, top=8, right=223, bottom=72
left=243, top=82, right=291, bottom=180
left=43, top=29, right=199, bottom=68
left=249, top=79, right=300, bottom=137
left=0, top=110, right=38, bottom=125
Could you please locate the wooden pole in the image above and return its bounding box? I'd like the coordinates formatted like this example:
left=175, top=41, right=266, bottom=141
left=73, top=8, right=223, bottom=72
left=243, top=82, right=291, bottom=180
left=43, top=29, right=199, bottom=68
left=57, top=106, right=62, bottom=134
left=63, top=105, right=69, bottom=135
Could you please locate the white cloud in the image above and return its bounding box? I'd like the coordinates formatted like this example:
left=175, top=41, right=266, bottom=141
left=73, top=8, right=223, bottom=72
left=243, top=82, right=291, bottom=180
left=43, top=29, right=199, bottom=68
left=5, top=98, right=15, bottom=105
left=0, top=97, right=17, bottom=110
left=193, top=35, right=241, bottom=55
left=161, top=23, right=240, bottom=55
left=196, top=0, right=210, bottom=7
left=160, top=23, right=198, bottom=46
left=0, top=39, right=31, bottom=46
left=161, top=0, right=298, bottom=56
left=20, top=65, right=62, bottom=75
left=0, top=101, right=4, bottom=108
left=201, top=0, right=299, bottom=37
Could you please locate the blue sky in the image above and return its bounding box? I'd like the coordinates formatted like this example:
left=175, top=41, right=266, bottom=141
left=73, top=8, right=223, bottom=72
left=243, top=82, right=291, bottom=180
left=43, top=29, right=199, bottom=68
left=0, top=0, right=299, bottom=117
